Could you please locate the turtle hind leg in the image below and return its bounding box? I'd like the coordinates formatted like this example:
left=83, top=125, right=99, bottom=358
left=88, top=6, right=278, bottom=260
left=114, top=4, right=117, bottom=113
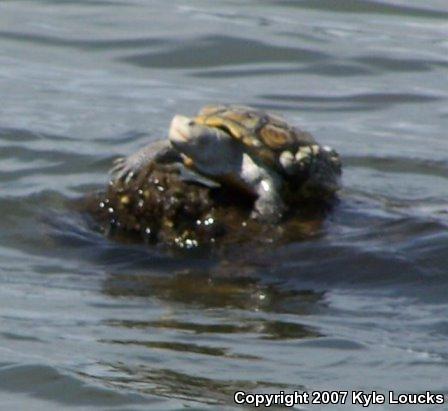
left=250, top=182, right=285, bottom=223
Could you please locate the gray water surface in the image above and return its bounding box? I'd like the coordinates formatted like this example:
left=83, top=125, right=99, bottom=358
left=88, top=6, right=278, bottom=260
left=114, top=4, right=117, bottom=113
left=1, top=1, right=448, bottom=410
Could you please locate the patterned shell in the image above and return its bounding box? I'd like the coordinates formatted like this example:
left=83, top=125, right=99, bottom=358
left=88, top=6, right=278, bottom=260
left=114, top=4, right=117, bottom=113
left=194, top=105, right=317, bottom=175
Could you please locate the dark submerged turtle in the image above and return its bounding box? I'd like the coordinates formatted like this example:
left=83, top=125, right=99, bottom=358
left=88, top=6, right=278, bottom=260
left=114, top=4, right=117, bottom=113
left=90, top=160, right=325, bottom=250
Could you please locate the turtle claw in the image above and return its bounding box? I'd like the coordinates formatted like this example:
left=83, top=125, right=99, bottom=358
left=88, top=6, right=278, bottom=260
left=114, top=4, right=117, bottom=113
left=109, top=157, right=138, bottom=183
left=110, top=158, right=125, bottom=173
left=279, top=145, right=318, bottom=175
left=109, top=140, right=181, bottom=184
left=295, top=144, right=318, bottom=163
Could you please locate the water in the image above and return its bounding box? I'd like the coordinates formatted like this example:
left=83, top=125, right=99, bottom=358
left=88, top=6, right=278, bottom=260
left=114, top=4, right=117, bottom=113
left=0, top=1, right=447, bottom=409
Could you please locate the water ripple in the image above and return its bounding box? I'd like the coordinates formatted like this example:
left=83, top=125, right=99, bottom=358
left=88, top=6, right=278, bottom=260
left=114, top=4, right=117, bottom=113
left=355, top=55, right=448, bottom=72
left=0, top=363, right=147, bottom=407
left=1, top=0, right=447, bottom=408
left=0, top=31, right=168, bottom=51
left=191, top=63, right=372, bottom=78
left=268, top=0, right=448, bottom=19
left=119, top=35, right=329, bottom=69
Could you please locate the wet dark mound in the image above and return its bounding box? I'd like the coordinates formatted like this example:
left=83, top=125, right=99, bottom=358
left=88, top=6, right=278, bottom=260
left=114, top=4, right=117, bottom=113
left=83, top=162, right=334, bottom=251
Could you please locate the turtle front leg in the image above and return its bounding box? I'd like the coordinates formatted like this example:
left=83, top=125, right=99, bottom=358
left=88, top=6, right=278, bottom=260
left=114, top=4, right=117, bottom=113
left=280, top=144, right=321, bottom=175
left=110, top=139, right=181, bottom=183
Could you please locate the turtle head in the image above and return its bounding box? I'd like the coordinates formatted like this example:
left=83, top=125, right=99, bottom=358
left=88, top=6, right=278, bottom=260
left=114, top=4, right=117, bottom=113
left=169, top=114, right=242, bottom=177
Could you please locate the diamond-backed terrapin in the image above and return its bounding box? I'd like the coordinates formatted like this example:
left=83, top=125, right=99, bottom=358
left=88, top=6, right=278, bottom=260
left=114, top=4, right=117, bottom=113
left=111, top=105, right=341, bottom=221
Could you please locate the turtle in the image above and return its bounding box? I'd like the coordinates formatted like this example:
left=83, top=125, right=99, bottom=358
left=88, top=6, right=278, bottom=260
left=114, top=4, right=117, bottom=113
left=111, top=105, right=341, bottom=222
left=168, top=105, right=341, bottom=220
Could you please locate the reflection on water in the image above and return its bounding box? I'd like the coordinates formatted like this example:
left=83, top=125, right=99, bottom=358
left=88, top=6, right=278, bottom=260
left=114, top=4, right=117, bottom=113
left=104, top=317, right=321, bottom=341
left=81, top=362, right=295, bottom=407
left=0, top=0, right=447, bottom=409
left=94, top=270, right=323, bottom=405
left=103, top=269, right=326, bottom=317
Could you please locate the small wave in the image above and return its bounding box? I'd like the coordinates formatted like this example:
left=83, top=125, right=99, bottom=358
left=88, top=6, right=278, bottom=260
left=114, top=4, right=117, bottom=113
left=268, top=0, right=448, bottom=20
left=191, top=63, right=372, bottom=78
left=258, top=92, right=444, bottom=112
left=0, top=31, right=167, bottom=51
left=0, top=363, right=146, bottom=406
left=119, top=35, right=328, bottom=69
